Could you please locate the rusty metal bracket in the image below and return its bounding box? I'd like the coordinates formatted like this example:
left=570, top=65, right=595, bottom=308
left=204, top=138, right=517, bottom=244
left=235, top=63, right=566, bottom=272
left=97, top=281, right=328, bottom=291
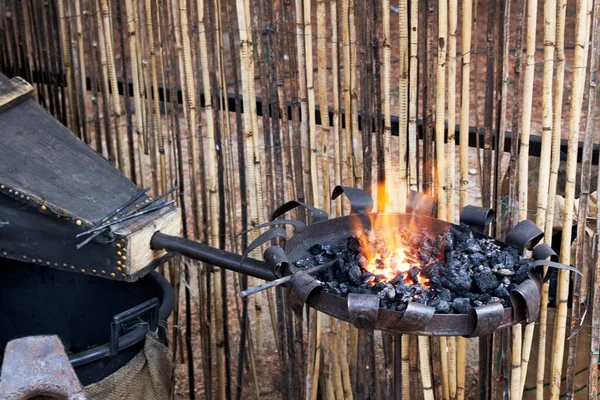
left=263, top=246, right=292, bottom=276
left=399, top=302, right=435, bottom=330
left=407, top=190, right=437, bottom=216
left=506, top=220, right=544, bottom=253
left=469, top=302, right=505, bottom=337
left=242, top=227, right=288, bottom=262
left=288, top=271, right=323, bottom=304
left=510, top=279, right=541, bottom=323
left=0, top=335, right=87, bottom=400
left=459, top=205, right=495, bottom=233
left=270, top=200, right=329, bottom=224
left=347, top=293, right=380, bottom=329
left=331, top=185, right=374, bottom=215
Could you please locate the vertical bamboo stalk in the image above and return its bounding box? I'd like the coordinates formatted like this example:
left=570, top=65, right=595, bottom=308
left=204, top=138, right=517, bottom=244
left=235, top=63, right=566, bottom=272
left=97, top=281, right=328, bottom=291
left=381, top=0, right=393, bottom=211
left=331, top=0, right=343, bottom=217
left=408, top=0, right=418, bottom=192
left=73, top=0, right=88, bottom=143
left=481, top=0, right=495, bottom=209
left=587, top=3, right=600, bottom=397
left=458, top=0, right=471, bottom=217
left=447, top=0, right=457, bottom=224
left=518, top=0, right=538, bottom=220
left=418, top=336, right=435, bottom=400
left=398, top=0, right=409, bottom=211
left=565, top=0, right=594, bottom=394
left=440, top=336, right=450, bottom=399
left=401, top=335, right=411, bottom=398
left=456, top=336, right=467, bottom=400
left=341, top=0, right=354, bottom=186
left=317, top=0, right=330, bottom=213
left=436, top=0, right=447, bottom=220
left=549, top=0, right=590, bottom=396
left=196, top=0, right=224, bottom=396
left=56, top=0, right=76, bottom=131
left=348, top=0, right=360, bottom=187
left=538, top=0, right=565, bottom=392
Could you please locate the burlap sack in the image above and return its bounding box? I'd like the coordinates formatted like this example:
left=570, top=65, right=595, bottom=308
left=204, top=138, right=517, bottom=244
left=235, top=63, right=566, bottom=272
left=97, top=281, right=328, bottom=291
left=84, top=332, right=173, bottom=400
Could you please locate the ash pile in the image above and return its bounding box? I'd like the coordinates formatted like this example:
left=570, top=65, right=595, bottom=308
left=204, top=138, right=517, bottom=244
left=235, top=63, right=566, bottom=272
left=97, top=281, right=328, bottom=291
left=294, top=224, right=540, bottom=314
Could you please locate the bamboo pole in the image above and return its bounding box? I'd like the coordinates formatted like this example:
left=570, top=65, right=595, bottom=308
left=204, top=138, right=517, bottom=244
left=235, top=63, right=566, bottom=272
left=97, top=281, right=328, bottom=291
left=398, top=0, right=408, bottom=211
left=56, top=0, right=77, bottom=132
left=517, top=0, right=556, bottom=394
left=456, top=334, right=467, bottom=400
left=196, top=0, right=225, bottom=396
left=565, top=0, right=594, bottom=394
left=408, top=0, right=418, bottom=193
left=518, top=0, right=538, bottom=221
left=401, top=335, right=410, bottom=398
left=459, top=0, right=472, bottom=231
left=418, top=336, right=435, bottom=400
left=537, top=0, right=566, bottom=392
left=348, top=0, right=360, bottom=187
left=447, top=0, right=457, bottom=223
left=549, top=0, right=590, bottom=395
left=331, top=0, right=343, bottom=217
left=73, top=0, right=88, bottom=144
left=317, top=0, right=330, bottom=213
left=587, top=3, right=600, bottom=397
left=481, top=0, right=496, bottom=210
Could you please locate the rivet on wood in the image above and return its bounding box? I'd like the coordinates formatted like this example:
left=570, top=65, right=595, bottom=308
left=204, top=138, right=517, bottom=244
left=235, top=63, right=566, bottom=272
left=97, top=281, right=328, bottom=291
left=121, top=273, right=127, bottom=278
left=21, top=255, right=26, bottom=259
left=117, top=267, right=122, bottom=272
left=116, top=243, right=121, bottom=248
left=110, top=272, right=116, bottom=277
left=92, top=269, right=97, bottom=274
left=2, top=251, right=7, bottom=256
left=0, top=185, right=4, bottom=189
left=101, top=270, right=106, bottom=275
left=122, top=256, right=127, bottom=261
left=70, top=266, right=75, bottom=270
left=117, top=251, right=122, bottom=256
left=123, top=248, right=127, bottom=253
left=81, top=269, right=85, bottom=273
left=41, top=205, right=47, bottom=211
left=75, top=220, right=82, bottom=226
left=117, top=261, right=122, bottom=266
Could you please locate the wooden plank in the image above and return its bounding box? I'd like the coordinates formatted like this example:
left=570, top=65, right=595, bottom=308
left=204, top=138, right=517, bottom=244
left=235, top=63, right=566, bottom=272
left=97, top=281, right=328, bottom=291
left=0, top=76, right=33, bottom=114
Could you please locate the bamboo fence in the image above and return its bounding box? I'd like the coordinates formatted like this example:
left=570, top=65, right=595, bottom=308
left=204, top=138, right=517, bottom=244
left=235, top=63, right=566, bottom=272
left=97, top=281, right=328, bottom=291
left=1, top=0, right=600, bottom=398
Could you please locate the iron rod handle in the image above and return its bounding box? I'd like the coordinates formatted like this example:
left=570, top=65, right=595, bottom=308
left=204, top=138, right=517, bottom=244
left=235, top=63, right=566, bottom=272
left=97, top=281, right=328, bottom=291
left=150, top=232, right=276, bottom=281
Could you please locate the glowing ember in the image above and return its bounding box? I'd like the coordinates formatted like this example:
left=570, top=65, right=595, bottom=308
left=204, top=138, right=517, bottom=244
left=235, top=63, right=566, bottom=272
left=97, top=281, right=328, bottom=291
left=350, top=215, right=443, bottom=290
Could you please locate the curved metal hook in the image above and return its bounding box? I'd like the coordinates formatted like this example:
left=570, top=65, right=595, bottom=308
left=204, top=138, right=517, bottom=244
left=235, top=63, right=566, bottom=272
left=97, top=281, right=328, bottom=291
left=236, top=219, right=306, bottom=237
left=506, top=220, right=544, bottom=253
left=459, top=205, right=495, bottom=233
left=241, top=227, right=288, bottom=267
left=331, top=185, right=375, bottom=214
left=270, top=200, right=329, bottom=224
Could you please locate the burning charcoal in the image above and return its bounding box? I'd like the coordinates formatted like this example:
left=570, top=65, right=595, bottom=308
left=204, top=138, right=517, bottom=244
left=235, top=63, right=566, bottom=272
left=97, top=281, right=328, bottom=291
left=478, top=293, right=491, bottom=303
left=431, top=299, right=450, bottom=313
left=314, top=254, right=329, bottom=264
left=295, top=258, right=315, bottom=269
left=309, top=244, right=325, bottom=255
left=421, top=261, right=443, bottom=279
left=513, top=259, right=533, bottom=284
left=358, top=255, right=369, bottom=268
left=440, top=269, right=473, bottom=294
left=452, top=298, right=471, bottom=314
left=465, top=238, right=482, bottom=253
left=408, top=266, right=421, bottom=284
left=377, top=284, right=396, bottom=300
left=374, top=274, right=387, bottom=284
left=493, top=284, right=510, bottom=298
left=348, top=264, right=363, bottom=285
left=395, top=280, right=409, bottom=296
left=389, top=273, right=404, bottom=286
left=435, top=287, right=453, bottom=302
left=362, top=272, right=375, bottom=284
left=474, top=270, right=499, bottom=292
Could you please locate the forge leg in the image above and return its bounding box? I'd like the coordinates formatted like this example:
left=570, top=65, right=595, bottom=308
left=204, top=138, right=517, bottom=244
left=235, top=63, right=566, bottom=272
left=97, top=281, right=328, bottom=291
left=479, top=334, right=493, bottom=400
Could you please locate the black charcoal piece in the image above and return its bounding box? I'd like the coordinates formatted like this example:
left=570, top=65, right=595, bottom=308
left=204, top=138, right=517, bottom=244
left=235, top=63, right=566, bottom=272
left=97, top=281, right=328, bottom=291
left=440, top=269, right=472, bottom=294
left=432, top=299, right=450, bottom=313
left=309, top=244, right=325, bottom=255
left=295, top=258, right=315, bottom=269
left=408, top=266, right=421, bottom=284
left=348, top=264, right=363, bottom=285
left=474, top=270, right=499, bottom=292
left=314, top=254, right=329, bottom=264
left=493, top=284, right=510, bottom=298
left=452, top=298, right=471, bottom=314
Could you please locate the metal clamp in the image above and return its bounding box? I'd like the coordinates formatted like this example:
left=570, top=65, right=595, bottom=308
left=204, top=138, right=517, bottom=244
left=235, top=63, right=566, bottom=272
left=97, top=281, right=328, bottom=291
left=510, top=279, right=541, bottom=323
left=263, top=246, right=292, bottom=277
left=469, top=302, right=505, bottom=337
left=399, top=302, right=435, bottom=330
left=331, top=185, right=374, bottom=215
left=110, top=297, right=160, bottom=357
left=347, top=293, right=380, bottom=329
left=288, top=271, right=323, bottom=304
left=506, top=220, right=544, bottom=253
left=270, top=200, right=329, bottom=224
left=0, top=335, right=87, bottom=400
left=459, top=205, right=495, bottom=233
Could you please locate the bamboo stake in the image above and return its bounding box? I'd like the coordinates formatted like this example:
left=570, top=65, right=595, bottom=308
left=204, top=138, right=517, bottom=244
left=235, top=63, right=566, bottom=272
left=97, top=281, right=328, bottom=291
left=331, top=0, right=342, bottom=217
left=447, top=0, right=457, bottom=223
left=73, top=0, right=88, bottom=144
left=398, top=0, right=409, bottom=211
left=518, top=0, right=556, bottom=394
left=459, top=0, right=472, bottom=237
left=196, top=0, right=224, bottom=396
left=436, top=0, right=447, bottom=220
left=566, top=0, right=594, bottom=394
left=56, top=0, right=77, bottom=132
left=481, top=0, right=496, bottom=210
left=303, top=0, right=316, bottom=208
left=341, top=0, right=354, bottom=186
left=423, top=0, right=434, bottom=195
left=518, top=0, right=538, bottom=221
left=348, top=0, right=360, bottom=187
left=408, top=0, right=418, bottom=192
left=440, top=336, right=450, bottom=399
left=586, top=2, right=600, bottom=397
left=418, top=336, right=435, bottom=400
left=456, top=336, right=467, bottom=400
left=382, top=0, right=393, bottom=210
left=317, top=0, right=330, bottom=213
left=401, top=335, right=410, bottom=398
left=549, top=0, right=590, bottom=395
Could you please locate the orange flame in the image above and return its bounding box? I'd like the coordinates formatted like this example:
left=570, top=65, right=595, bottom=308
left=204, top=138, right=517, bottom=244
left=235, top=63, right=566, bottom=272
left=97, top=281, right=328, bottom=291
left=350, top=213, right=430, bottom=289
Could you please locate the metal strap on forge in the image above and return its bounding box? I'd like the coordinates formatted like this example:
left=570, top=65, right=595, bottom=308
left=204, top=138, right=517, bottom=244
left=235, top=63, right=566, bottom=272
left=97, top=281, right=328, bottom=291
left=347, top=293, right=380, bottom=329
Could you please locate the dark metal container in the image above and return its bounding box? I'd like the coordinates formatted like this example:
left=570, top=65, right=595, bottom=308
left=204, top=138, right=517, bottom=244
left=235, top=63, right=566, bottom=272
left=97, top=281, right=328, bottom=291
left=0, top=258, right=174, bottom=386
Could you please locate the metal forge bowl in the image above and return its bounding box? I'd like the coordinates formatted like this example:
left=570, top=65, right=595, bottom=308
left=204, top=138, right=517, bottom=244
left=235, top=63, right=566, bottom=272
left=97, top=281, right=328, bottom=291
left=232, top=186, right=576, bottom=337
